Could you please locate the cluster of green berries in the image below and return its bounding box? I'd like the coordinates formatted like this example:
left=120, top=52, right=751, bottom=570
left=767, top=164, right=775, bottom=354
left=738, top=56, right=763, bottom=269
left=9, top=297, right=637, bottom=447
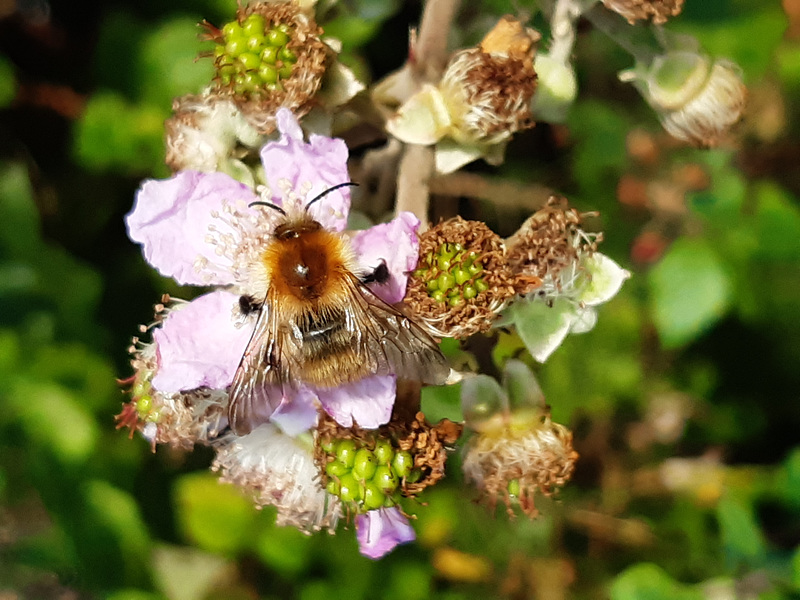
left=413, top=242, right=489, bottom=307
left=214, top=14, right=297, bottom=95
left=321, top=437, right=421, bottom=513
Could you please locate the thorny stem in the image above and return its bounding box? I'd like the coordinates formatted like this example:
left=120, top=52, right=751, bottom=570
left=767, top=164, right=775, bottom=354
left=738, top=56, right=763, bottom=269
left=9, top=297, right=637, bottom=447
left=395, top=0, right=461, bottom=225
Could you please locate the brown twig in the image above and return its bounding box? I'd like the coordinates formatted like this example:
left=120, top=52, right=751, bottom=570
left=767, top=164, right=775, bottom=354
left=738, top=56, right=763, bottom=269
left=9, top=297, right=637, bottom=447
left=429, top=171, right=554, bottom=211
left=395, top=0, right=462, bottom=224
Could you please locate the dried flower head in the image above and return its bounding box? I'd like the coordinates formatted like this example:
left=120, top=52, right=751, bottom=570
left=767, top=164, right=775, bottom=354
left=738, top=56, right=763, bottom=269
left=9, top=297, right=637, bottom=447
left=405, top=217, right=533, bottom=339
left=439, top=18, right=539, bottom=145
left=461, top=364, right=578, bottom=517
left=506, top=196, right=601, bottom=299
left=623, top=51, right=748, bottom=147
left=501, top=197, right=629, bottom=362
left=165, top=92, right=262, bottom=173
left=213, top=424, right=341, bottom=533
left=602, top=0, right=685, bottom=24
left=385, top=16, right=540, bottom=173
left=204, top=2, right=329, bottom=133
left=116, top=298, right=228, bottom=450
left=462, top=413, right=578, bottom=517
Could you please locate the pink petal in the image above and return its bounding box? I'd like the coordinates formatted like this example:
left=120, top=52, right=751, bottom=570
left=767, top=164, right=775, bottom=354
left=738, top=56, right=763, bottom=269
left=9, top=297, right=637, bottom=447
left=316, top=375, right=396, bottom=429
left=271, top=387, right=320, bottom=436
left=126, top=171, right=257, bottom=285
left=350, top=212, right=420, bottom=304
left=356, top=507, right=416, bottom=559
left=152, top=291, right=252, bottom=393
left=260, top=109, right=351, bottom=231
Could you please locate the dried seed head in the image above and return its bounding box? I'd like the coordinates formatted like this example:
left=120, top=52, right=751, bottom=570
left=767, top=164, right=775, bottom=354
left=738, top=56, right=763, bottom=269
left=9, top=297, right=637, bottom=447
left=506, top=196, right=601, bottom=299
left=405, top=217, right=523, bottom=339
left=213, top=424, right=341, bottom=533
left=116, top=298, right=228, bottom=449
left=462, top=411, right=578, bottom=518
left=314, top=410, right=462, bottom=513
left=438, top=17, right=539, bottom=145
left=206, top=2, right=328, bottom=134
left=636, top=52, right=748, bottom=147
left=602, top=0, right=685, bottom=24
left=165, top=92, right=262, bottom=172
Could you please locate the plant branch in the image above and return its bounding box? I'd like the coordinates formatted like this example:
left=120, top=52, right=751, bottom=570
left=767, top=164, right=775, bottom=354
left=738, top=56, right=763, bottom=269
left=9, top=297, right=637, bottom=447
left=395, top=0, right=461, bottom=224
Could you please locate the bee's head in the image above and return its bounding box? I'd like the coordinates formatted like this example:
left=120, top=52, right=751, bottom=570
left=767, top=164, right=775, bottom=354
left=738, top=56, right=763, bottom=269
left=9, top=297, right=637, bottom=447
left=249, top=182, right=358, bottom=239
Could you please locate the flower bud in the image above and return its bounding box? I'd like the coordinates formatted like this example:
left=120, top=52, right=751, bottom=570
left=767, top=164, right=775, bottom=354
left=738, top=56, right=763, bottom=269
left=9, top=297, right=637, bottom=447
left=530, top=53, right=578, bottom=123
left=625, top=51, right=747, bottom=147
left=602, top=0, right=684, bottom=24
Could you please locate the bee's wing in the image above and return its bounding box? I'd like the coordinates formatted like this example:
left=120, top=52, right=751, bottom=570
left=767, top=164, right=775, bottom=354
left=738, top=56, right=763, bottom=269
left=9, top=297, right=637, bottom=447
left=228, top=300, right=289, bottom=436
left=346, top=274, right=451, bottom=385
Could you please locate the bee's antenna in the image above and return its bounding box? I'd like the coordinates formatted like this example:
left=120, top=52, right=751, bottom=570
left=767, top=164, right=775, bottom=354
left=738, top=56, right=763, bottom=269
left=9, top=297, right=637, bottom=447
left=249, top=200, right=287, bottom=216
left=305, top=182, right=358, bottom=211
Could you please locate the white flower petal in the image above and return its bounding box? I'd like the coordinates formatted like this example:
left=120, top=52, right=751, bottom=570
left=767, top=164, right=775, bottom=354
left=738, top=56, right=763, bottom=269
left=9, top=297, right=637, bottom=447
left=512, top=298, right=578, bottom=363
left=569, top=306, right=598, bottom=334
left=386, top=84, right=451, bottom=145
left=578, top=253, right=630, bottom=307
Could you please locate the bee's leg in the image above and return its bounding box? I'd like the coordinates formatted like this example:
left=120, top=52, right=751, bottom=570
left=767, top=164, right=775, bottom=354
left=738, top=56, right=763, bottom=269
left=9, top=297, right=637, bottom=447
left=361, top=260, right=390, bottom=285
left=239, top=294, right=264, bottom=316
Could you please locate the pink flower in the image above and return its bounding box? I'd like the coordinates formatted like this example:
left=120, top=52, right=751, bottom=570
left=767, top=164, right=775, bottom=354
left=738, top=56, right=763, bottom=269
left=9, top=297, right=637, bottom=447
left=126, top=109, right=421, bottom=431
left=355, top=507, right=416, bottom=559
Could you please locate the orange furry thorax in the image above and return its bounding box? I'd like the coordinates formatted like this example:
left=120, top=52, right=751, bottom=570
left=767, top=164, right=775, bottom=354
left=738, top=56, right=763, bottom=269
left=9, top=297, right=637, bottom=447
left=261, top=216, right=354, bottom=308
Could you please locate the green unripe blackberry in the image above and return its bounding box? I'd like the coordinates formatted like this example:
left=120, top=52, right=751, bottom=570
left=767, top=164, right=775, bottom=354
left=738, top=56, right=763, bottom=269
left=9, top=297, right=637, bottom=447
left=335, top=439, right=357, bottom=468
left=325, top=460, right=348, bottom=478
left=362, top=482, right=386, bottom=510
left=374, top=439, right=394, bottom=465
left=392, top=451, right=414, bottom=479
left=352, top=448, right=377, bottom=480
left=338, top=473, right=361, bottom=503
left=373, top=465, right=399, bottom=494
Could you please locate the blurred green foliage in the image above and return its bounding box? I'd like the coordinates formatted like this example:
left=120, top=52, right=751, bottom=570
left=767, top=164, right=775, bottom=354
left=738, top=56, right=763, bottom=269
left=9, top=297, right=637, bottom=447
left=2, top=0, right=800, bottom=598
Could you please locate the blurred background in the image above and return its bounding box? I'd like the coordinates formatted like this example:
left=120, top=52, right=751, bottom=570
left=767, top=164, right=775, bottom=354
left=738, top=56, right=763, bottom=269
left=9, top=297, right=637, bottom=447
left=1, top=0, right=800, bottom=598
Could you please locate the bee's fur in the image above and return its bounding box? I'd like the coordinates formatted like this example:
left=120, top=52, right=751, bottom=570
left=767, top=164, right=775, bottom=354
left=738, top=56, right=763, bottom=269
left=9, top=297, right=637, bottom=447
left=228, top=213, right=451, bottom=435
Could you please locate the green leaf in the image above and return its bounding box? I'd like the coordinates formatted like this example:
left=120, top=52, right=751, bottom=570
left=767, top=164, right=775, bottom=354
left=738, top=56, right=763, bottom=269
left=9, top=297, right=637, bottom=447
left=716, top=494, right=768, bottom=567
left=251, top=517, right=314, bottom=578
left=421, top=381, right=463, bottom=423
left=0, top=54, right=16, bottom=108
left=174, top=472, right=257, bottom=555
left=137, top=17, right=215, bottom=108
left=73, top=91, right=165, bottom=175
left=82, top=480, right=153, bottom=586
left=610, top=563, right=704, bottom=600
left=8, top=380, right=99, bottom=465
left=675, top=8, right=787, bottom=79
left=754, top=182, right=800, bottom=261
left=0, top=162, right=40, bottom=256
left=568, top=100, right=629, bottom=197
left=648, top=238, right=733, bottom=348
